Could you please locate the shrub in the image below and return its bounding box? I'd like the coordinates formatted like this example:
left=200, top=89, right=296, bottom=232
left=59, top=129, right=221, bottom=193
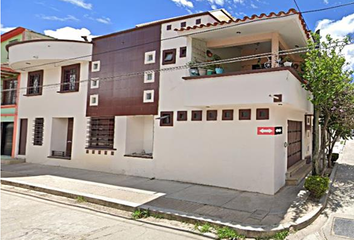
left=131, top=209, right=150, bottom=219
left=304, top=176, right=330, bottom=199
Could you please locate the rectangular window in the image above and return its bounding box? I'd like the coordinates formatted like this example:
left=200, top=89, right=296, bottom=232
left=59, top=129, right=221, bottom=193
left=256, top=108, right=269, bottom=120
left=180, top=46, right=187, bottom=58
left=222, top=110, right=234, bottom=121
left=1, top=79, right=17, bottom=105
left=181, top=22, right=186, bottom=28
left=196, top=19, right=201, bottom=24
left=192, top=110, right=202, bottom=121
left=144, top=71, right=155, bottom=83
left=166, top=24, right=172, bottom=30
left=60, top=64, right=80, bottom=92
left=88, top=117, right=115, bottom=149
left=27, top=70, right=43, bottom=96
left=90, top=78, right=99, bottom=89
left=143, top=90, right=154, bottom=103
left=207, top=110, right=217, bottom=121
left=177, top=111, right=187, bottom=121
left=90, top=94, right=99, bottom=106
left=162, top=49, right=176, bottom=65
left=144, top=51, right=156, bottom=64
left=33, top=118, right=44, bottom=146
left=91, top=61, right=100, bottom=72
left=239, top=109, right=251, bottom=120
left=160, top=111, right=173, bottom=127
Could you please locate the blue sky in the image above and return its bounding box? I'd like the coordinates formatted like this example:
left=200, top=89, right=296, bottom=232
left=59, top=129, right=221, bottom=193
left=1, top=0, right=353, bottom=36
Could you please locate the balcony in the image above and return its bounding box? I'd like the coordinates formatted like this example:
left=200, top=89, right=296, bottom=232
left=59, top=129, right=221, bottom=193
left=7, top=39, right=92, bottom=70
left=182, top=67, right=311, bottom=111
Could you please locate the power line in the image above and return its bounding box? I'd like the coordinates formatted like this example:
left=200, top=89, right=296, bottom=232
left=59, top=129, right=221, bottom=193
left=301, top=1, right=354, bottom=14
left=4, top=41, right=353, bottom=93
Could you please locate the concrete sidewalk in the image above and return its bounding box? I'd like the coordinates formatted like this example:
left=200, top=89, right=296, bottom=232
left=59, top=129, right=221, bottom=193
left=1, top=163, right=323, bottom=237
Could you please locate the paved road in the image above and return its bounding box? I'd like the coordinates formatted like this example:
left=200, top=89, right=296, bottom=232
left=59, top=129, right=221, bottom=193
left=1, top=190, right=209, bottom=240
left=289, top=140, right=354, bottom=240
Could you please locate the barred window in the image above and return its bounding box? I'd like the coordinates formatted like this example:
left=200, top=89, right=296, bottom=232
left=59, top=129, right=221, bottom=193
left=1, top=79, right=17, bottom=105
left=87, top=117, right=115, bottom=149
left=61, top=64, right=80, bottom=92
left=27, top=70, right=43, bottom=96
left=33, top=118, right=44, bottom=146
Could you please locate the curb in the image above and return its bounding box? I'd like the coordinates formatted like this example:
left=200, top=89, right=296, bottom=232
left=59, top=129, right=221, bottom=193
left=0, top=166, right=338, bottom=238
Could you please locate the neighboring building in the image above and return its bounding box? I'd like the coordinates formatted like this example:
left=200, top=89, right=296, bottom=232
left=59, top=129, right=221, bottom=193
left=9, top=9, right=313, bottom=195
left=1, top=27, right=52, bottom=158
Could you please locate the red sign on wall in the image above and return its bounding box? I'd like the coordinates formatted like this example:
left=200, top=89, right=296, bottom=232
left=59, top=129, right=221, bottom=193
left=257, top=127, right=283, bottom=135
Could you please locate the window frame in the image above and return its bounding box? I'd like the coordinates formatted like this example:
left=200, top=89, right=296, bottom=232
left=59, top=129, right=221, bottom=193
left=144, top=71, right=155, bottom=83
left=191, top=110, right=203, bottom=121
left=256, top=108, right=269, bottom=120
left=90, top=77, right=99, bottom=89
left=26, top=70, right=43, bottom=96
left=60, top=63, right=80, bottom=93
left=89, top=94, right=99, bottom=106
left=180, top=46, right=187, bottom=58
left=87, top=117, right=115, bottom=150
left=196, top=19, right=201, bottom=24
left=222, top=109, right=234, bottom=121
left=1, top=79, right=17, bottom=105
left=181, top=22, right=186, bottom=28
left=91, top=61, right=100, bottom=72
left=239, top=109, right=251, bottom=120
left=144, top=51, right=156, bottom=64
left=207, top=110, right=217, bottom=121
left=160, top=111, right=174, bottom=127
left=177, top=111, right=187, bottom=121
left=143, top=90, right=154, bottom=103
left=166, top=24, right=172, bottom=31
left=162, top=49, right=176, bottom=65
left=33, top=118, right=44, bottom=146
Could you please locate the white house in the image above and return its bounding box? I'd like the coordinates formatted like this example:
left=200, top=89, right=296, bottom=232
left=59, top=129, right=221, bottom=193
left=9, top=9, right=313, bottom=195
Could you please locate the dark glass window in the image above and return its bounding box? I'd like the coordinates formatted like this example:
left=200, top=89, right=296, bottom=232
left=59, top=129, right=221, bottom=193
left=160, top=112, right=173, bottom=126
left=239, top=109, right=251, bottom=120
left=207, top=110, right=217, bottom=121
left=177, top=111, right=187, bottom=121
left=256, top=109, right=269, bottom=120
left=33, top=118, right=44, bottom=146
left=181, top=22, right=186, bottom=28
left=196, top=19, right=201, bottom=24
left=180, top=47, right=187, bottom=58
left=192, top=110, right=202, bottom=121
left=61, top=64, right=80, bottom=92
left=27, top=70, right=43, bottom=96
left=162, top=49, right=176, bottom=65
left=166, top=25, right=172, bottom=30
left=2, top=79, right=17, bottom=105
left=222, top=110, right=234, bottom=121
left=88, top=117, right=115, bottom=149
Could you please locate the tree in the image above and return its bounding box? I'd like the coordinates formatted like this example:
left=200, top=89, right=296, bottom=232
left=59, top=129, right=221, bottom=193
left=302, top=33, right=353, bottom=175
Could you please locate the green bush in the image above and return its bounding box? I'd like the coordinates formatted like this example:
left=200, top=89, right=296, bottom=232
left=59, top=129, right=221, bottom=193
left=304, top=176, right=330, bottom=199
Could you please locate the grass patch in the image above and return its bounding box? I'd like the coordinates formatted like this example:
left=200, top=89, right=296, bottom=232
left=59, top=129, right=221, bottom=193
left=199, top=223, right=212, bottom=233
left=131, top=209, right=150, bottom=219
left=216, top=226, right=244, bottom=239
left=150, top=213, right=164, bottom=219
left=273, top=230, right=289, bottom=240
left=76, top=196, right=86, bottom=203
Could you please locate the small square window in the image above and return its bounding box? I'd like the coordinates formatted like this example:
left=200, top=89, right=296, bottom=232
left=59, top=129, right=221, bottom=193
left=160, top=111, right=173, bottom=127
left=273, top=94, right=282, bottom=103
left=177, top=111, right=187, bottom=121
left=90, top=78, right=99, bottom=89
left=256, top=108, right=269, bottom=120
left=144, top=71, right=155, bottom=83
left=180, top=46, right=187, bottom=58
left=166, top=25, right=172, bottom=30
left=192, top=110, right=202, bottom=121
left=89, top=94, right=98, bottom=106
left=143, top=90, right=154, bottom=103
left=207, top=110, right=217, bottom=121
left=91, top=61, right=100, bottom=72
left=222, top=110, right=234, bottom=121
left=162, top=49, right=176, bottom=65
left=239, top=109, right=251, bottom=120
left=196, top=19, right=201, bottom=24
left=181, top=22, right=186, bottom=28
left=144, top=51, right=156, bottom=64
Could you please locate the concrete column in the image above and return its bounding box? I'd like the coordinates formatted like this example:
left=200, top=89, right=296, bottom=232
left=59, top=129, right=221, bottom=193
left=271, top=32, right=279, bottom=68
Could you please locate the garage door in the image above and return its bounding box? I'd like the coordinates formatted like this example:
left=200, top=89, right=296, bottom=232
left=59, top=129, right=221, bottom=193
left=287, top=120, right=302, bottom=168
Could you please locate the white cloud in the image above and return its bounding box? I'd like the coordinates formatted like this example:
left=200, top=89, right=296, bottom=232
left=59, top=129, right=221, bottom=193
left=208, top=0, right=225, bottom=5
left=250, top=2, right=258, bottom=8
left=44, top=27, right=97, bottom=41
left=0, top=24, right=16, bottom=34
left=316, top=13, right=354, bottom=71
left=323, top=0, right=329, bottom=4
left=38, top=14, right=79, bottom=21
left=171, top=0, right=194, bottom=8
left=96, top=17, right=111, bottom=24
left=59, top=0, right=92, bottom=10
left=233, top=0, right=245, bottom=4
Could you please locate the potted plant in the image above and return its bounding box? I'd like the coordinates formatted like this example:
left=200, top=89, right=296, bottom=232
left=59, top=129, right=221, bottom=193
left=215, top=65, right=224, bottom=74
left=198, top=66, right=207, bottom=76
left=206, top=64, right=215, bottom=75
left=283, top=56, right=293, bottom=67
left=187, top=60, right=199, bottom=76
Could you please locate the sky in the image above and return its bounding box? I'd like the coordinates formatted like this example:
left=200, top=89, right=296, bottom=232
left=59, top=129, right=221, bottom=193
left=1, top=0, right=354, bottom=68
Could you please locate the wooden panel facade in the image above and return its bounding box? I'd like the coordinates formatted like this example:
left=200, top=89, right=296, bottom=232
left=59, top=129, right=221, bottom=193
left=86, top=24, right=161, bottom=117
left=287, top=120, right=302, bottom=168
